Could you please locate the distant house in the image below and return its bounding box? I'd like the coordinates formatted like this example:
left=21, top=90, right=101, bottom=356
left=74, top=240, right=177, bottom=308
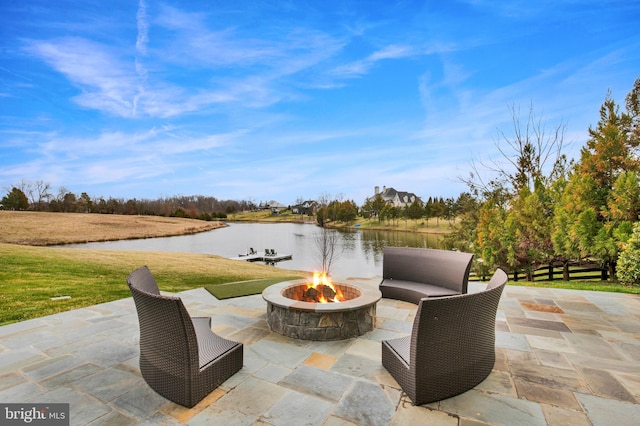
left=258, top=200, right=287, bottom=213
left=367, top=186, right=422, bottom=208
left=292, top=200, right=318, bottom=215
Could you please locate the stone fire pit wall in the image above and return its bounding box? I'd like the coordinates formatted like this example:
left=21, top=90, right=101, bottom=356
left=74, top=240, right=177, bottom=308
left=262, top=280, right=382, bottom=341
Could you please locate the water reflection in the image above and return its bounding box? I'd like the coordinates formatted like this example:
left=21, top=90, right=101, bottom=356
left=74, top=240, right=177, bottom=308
left=60, top=222, right=442, bottom=278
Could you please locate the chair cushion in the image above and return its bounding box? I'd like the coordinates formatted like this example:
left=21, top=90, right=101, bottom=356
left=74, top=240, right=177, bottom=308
left=192, top=317, right=241, bottom=369
left=380, top=279, right=460, bottom=304
left=385, top=335, right=411, bottom=366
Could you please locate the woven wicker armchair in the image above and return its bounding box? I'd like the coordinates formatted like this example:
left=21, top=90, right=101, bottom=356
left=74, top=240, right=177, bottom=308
left=382, top=269, right=507, bottom=405
left=127, top=266, right=243, bottom=408
left=380, top=247, right=474, bottom=304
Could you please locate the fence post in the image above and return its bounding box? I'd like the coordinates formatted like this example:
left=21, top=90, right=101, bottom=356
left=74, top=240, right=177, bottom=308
left=548, top=265, right=553, bottom=281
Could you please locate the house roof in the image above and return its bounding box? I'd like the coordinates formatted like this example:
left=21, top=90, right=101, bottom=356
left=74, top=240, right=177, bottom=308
left=259, top=200, right=287, bottom=209
left=369, top=186, right=422, bottom=205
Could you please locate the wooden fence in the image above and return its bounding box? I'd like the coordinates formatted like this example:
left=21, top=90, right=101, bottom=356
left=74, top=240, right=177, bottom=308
left=470, top=262, right=608, bottom=282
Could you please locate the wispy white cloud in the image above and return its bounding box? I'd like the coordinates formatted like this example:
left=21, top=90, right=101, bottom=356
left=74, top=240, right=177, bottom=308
left=23, top=11, right=352, bottom=118
left=35, top=125, right=242, bottom=160
left=136, top=0, right=149, bottom=56
left=1, top=124, right=248, bottom=190
left=155, top=4, right=342, bottom=71
left=330, top=44, right=414, bottom=78
left=24, top=37, right=138, bottom=116
left=134, top=0, right=149, bottom=117
left=22, top=35, right=266, bottom=118
left=460, top=0, right=560, bottom=18
left=414, top=42, right=640, bottom=184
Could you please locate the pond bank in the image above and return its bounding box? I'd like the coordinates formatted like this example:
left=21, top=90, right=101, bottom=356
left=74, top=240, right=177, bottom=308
left=227, top=216, right=453, bottom=235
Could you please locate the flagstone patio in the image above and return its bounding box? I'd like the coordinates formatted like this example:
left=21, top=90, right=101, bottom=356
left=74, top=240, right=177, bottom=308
left=1, top=277, right=639, bottom=425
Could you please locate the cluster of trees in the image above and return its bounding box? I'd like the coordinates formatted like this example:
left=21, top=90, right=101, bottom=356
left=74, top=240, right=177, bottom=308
left=316, top=199, right=358, bottom=226
left=0, top=183, right=254, bottom=220
left=313, top=193, right=467, bottom=228
left=445, top=77, right=640, bottom=285
left=359, top=195, right=471, bottom=225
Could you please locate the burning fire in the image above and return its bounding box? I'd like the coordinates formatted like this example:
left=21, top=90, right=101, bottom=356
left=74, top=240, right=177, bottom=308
left=303, top=272, right=344, bottom=303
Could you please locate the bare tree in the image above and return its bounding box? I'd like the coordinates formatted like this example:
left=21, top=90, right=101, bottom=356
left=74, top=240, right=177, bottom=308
left=460, top=103, right=568, bottom=199
left=5, top=180, right=50, bottom=210
left=32, top=180, right=52, bottom=210
left=14, top=180, right=34, bottom=205
left=314, top=227, right=342, bottom=275
left=314, top=192, right=343, bottom=275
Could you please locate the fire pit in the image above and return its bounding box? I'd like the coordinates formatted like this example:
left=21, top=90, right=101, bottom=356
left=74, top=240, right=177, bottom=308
left=262, top=274, right=381, bottom=341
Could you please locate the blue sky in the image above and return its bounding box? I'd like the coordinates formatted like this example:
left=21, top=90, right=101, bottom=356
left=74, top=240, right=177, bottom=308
left=1, top=1, right=639, bottom=206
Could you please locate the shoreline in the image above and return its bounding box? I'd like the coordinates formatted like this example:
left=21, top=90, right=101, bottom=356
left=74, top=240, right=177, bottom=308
left=227, top=216, right=452, bottom=235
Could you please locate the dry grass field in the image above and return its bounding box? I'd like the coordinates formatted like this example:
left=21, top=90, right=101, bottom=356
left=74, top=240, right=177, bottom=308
left=0, top=211, right=225, bottom=245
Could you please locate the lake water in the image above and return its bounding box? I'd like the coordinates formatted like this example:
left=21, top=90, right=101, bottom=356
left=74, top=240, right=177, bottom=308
left=61, top=222, right=443, bottom=278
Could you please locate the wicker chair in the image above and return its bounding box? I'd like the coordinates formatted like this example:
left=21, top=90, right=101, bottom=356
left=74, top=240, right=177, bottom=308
left=380, top=247, right=474, bottom=304
left=127, top=266, right=243, bottom=408
left=382, top=268, right=507, bottom=405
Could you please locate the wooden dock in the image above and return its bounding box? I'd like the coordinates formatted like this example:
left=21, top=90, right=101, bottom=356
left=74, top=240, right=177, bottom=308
left=232, top=253, right=292, bottom=263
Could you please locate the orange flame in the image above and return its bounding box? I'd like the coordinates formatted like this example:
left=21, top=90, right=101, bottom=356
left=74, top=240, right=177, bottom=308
left=307, top=271, right=344, bottom=303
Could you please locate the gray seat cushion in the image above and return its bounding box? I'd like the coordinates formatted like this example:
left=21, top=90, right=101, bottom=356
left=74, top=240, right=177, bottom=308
left=380, top=279, right=460, bottom=304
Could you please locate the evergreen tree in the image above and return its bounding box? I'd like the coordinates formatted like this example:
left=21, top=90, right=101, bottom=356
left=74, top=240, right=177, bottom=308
left=476, top=196, right=509, bottom=271
left=579, top=93, right=640, bottom=211
left=555, top=80, right=640, bottom=278
left=1, top=188, right=29, bottom=210
left=406, top=199, right=424, bottom=221
left=506, top=183, right=556, bottom=280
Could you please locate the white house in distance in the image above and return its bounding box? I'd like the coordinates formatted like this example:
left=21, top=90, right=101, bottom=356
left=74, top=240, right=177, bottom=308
left=367, top=186, right=423, bottom=207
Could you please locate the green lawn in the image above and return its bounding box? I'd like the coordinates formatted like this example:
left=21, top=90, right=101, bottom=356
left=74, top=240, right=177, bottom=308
left=505, top=279, right=640, bottom=294
left=0, top=243, right=306, bottom=326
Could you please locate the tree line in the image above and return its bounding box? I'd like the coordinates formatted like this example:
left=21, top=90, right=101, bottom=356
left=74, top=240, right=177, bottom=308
left=443, top=77, right=640, bottom=285
left=360, top=194, right=472, bottom=226
left=0, top=184, right=253, bottom=221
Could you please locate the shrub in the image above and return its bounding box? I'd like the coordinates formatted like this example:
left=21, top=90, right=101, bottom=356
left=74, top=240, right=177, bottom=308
left=617, top=222, right=640, bottom=286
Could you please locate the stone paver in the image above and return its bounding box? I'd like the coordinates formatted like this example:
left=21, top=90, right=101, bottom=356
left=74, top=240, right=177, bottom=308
left=439, top=389, right=547, bottom=426
left=262, top=391, right=334, bottom=425
left=1, top=278, right=639, bottom=425
left=333, top=380, right=396, bottom=426
left=576, top=393, right=640, bottom=426
left=281, top=365, right=353, bottom=402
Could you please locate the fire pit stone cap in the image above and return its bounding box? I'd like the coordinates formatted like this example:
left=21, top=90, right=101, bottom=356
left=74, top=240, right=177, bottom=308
left=262, top=279, right=381, bottom=313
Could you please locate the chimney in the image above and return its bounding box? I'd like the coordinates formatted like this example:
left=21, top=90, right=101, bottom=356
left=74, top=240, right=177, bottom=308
left=374, top=186, right=379, bottom=195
